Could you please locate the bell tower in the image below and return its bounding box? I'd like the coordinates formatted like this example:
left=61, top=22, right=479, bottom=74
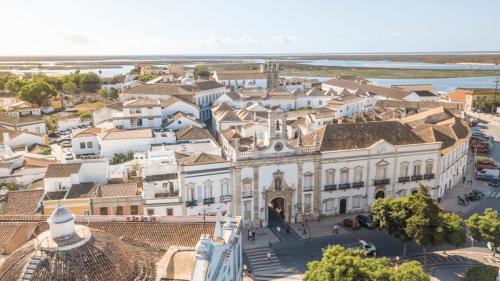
left=263, top=61, right=279, bottom=90
left=268, top=109, right=287, bottom=140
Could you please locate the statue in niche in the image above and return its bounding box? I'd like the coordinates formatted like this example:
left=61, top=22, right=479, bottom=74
left=275, top=178, right=282, bottom=191
left=275, top=120, right=281, bottom=131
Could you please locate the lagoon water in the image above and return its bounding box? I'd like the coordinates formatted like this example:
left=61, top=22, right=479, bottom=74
left=302, top=59, right=499, bottom=70
left=1, top=58, right=498, bottom=93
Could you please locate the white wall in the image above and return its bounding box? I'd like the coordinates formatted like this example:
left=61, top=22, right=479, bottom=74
left=162, top=101, right=200, bottom=119
left=72, top=135, right=100, bottom=155
left=57, top=117, right=81, bottom=132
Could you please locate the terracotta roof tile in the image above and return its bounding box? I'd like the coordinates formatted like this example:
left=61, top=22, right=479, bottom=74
left=0, top=190, right=44, bottom=215
left=97, top=183, right=139, bottom=197
left=45, top=163, right=81, bottom=178
left=175, top=126, right=213, bottom=141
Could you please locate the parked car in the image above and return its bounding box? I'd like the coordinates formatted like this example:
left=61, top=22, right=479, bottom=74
left=487, top=242, right=500, bottom=253
left=61, top=141, right=72, bottom=148
left=355, top=215, right=374, bottom=229
left=343, top=218, right=360, bottom=229
left=488, top=181, right=500, bottom=187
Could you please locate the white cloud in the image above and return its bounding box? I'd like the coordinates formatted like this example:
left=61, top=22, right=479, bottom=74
left=57, top=30, right=90, bottom=45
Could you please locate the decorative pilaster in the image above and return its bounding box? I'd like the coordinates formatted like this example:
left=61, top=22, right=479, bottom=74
left=252, top=166, right=260, bottom=227
left=296, top=161, right=303, bottom=222
left=233, top=167, right=242, bottom=216
left=179, top=168, right=187, bottom=216
left=313, top=160, right=322, bottom=218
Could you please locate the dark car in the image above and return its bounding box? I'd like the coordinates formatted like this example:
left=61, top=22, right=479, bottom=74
left=343, top=218, right=360, bottom=230
left=355, top=215, right=374, bottom=229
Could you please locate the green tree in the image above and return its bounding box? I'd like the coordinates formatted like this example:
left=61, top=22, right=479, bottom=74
left=79, top=111, right=92, bottom=120
left=372, top=198, right=413, bottom=257
left=62, top=81, right=78, bottom=94
left=405, top=186, right=445, bottom=265
left=138, top=74, right=160, bottom=82
left=393, top=261, right=431, bottom=281
left=0, top=73, right=16, bottom=90
left=304, top=245, right=429, bottom=281
left=193, top=66, right=210, bottom=79
left=108, top=88, right=119, bottom=100
left=466, top=208, right=500, bottom=257
left=440, top=212, right=467, bottom=250
left=80, top=72, right=100, bottom=92
left=5, top=78, right=28, bottom=93
left=18, top=81, right=57, bottom=105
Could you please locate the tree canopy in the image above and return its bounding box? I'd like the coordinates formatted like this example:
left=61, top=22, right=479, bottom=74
left=371, top=185, right=466, bottom=263
left=18, top=81, right=57, bottom=105
left=138, top=74, right=160, bottom=82
left=193, top=66, right=211, bottom=79
left=466, top=208, right=500, bottom=257
left=304, top=245, right=430, bottom=281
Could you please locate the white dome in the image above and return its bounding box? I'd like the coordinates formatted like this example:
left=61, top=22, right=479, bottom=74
left=48, top=206, right=75, bottom=239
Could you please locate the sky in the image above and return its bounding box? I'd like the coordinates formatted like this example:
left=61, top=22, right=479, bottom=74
left=1, top=0, right=500, bottom=56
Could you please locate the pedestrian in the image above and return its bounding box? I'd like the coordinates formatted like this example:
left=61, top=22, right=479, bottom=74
left=276, top=226, right=280, bottom=233
left=303, top=228, right=307, bottom=236
left=252, top=231, right=256, bottom=241
left=268, top=242, right=272, bottom=248
left=286, top=226, right=290, bottom=234
left=333, top=223, right=339, bottom=234
left=267, top=251, right=271, bottom=262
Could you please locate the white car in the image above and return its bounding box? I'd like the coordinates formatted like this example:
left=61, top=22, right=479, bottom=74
left=345, top=240, right=377, bottom=256
left=487, top=242, right=500, bottom=253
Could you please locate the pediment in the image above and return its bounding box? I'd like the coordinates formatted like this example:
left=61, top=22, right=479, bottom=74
left=369, top=139, right=396, bottom=154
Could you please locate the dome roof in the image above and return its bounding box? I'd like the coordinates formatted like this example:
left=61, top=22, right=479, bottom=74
left=0, top=230, right=158, bottom=281
left=49, top=205, right=73, bottom=224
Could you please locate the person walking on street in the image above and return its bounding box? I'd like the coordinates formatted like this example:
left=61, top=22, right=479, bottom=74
left=333, top=223, right=339, bottom=234
left=277, top=226, right=280, bottom=233
left=267, top=251, right=271, bottom=262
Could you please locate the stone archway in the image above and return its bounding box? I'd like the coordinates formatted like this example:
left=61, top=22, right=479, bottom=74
left=375, top=190, right=385, bottom=199
left=269, top=197, right=286, bottom=221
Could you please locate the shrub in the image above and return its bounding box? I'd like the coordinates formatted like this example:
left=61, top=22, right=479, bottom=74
left=465, top=265, right=499, bottom=281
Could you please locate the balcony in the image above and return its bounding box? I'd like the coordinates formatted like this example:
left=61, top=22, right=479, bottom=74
left=373, top=178, right=390, bottom=185
left=352, top=181, right=364, bottom=188
left=220, top=195, right=232, bottom=203
left=324, top=184, right=337, bottom=191
left=424, top=174, right=435, bottom=180
left=203, top=197, right=215, bottom=205
left=185, top=200, right=197, bottom=207
left=338, top=183, right=351, bottom=190
left=411, top=175, right=423, bottom=181
left=398, top=176, right=410, bottom=183
left=303, top=186, right=314, bottom=192
left=242, top=191, right=253, bottom=198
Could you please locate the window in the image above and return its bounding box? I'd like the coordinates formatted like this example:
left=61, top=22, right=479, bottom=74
left=243, top=200, right=252, bottom=220
left=303, top=173, right=313, bottom=190
left=100, top=207, right=109, bottom=215
left=242, top=178, right=252, bottom=193
left=354, top=167, right=363, bottom=182
left=325, top=198, right=334, bottom=212
left=352, top=196, right=362, bottom=209
left=84, top=210, right=91, bottom=216
left=340, top=168, right=349, bottom=184
left=307, top=100, right=311, bottom=106
left=400, top=162, right=409, bottom=177
left=376, top=163, right=387, bottom=179
left=187, top=187, right=195, bottom=201
left=204, top=181, right=213, bottom=198
left=130, top=205, right=139, bottom=215
left=116, top=206, right=123, bottom=215
left=80, top=142, right=86, bottom=149
left=304, top=194, right=312, bottom=212
left=413, top=162, right=421, bottom=176
left=87, top=142, right=93, bottom=149
left=147, top=209, right=155, bottom=216
left=318, top=100, right=323, bottom=105
left=166, top=208, right=174, bottom=216
left=177, top=120, right=182, bottom=124
left=221, top=180, right=229, bottom=196
left=326, top=169, right=335, bottom=185
left=425, top=160, right=434, bottom=175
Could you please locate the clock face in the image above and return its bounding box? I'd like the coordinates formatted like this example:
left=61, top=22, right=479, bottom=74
left=274, top=142, right=283, bottom=151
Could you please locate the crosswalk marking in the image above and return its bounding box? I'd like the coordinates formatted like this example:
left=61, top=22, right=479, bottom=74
left=245, top=247, right=297, bottom=281
left=488, top=190, right=500, bottom=198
